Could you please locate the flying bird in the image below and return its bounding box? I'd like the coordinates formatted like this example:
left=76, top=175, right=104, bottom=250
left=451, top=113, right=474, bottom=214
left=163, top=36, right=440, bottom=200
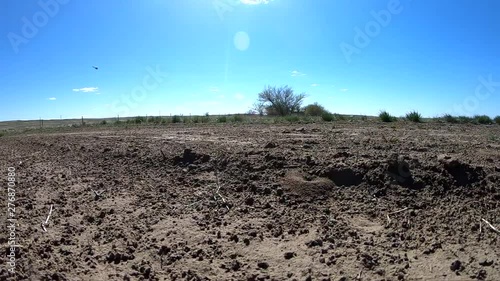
left=92, top=66, right=99, bottom=70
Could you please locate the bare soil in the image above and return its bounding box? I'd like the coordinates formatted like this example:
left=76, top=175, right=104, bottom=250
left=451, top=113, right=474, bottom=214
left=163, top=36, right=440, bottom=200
left=1, top=121, right=499, bottom=281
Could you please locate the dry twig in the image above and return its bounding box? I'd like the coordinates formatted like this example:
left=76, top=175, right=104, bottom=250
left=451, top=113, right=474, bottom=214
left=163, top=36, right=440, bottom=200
left=481, top=218, right=500, bottom=234
left=41, top=204, right=54, bottom=232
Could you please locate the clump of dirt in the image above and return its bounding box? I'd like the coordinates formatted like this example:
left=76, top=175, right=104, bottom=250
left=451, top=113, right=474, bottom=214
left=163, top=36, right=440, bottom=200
left=281, top=171, right=335, bottom=198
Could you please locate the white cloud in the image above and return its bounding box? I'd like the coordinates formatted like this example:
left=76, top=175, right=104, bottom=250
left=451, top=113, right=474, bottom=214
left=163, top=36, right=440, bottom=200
left=241, top=0, right=273, bottom=5
left=291, top=70, right=306, bottom=77
left=311, top=83, right=319, bottom=87
left=209, top=87, right=220, bottom=93
left=340, top=88, right=349, bottom=92
left=218, top=94, right=225, bottom=99
left=48, top=97, right=56, bottom=100
left=73, top=87, right=99, bottom=93
left=234, top=93, right=245, bottom=100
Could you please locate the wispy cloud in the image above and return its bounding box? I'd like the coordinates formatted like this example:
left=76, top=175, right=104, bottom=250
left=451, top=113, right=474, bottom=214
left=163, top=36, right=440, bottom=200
left=291, top=70, right=306, bottom=77
left=311, top=83, right=319, bottom=87
left=234, top=93, right=245, bottom=100
left=240, top=0, right=273, bottom=5
left=47, top=97, right=56, bottom=100
left=340, top=88, right=349, bottom=92
left=209, top=86, right=220, bottom=93
left=73, top=87, right=99, bottom=93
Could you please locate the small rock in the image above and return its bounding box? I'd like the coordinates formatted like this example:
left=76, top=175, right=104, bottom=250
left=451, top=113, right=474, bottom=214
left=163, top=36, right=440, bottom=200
left=479, top=259, right=494, bottom=266
left=264, top=142, right=277, bottom=149
left=231, top=260, right=241, bottom=271
left=284, top=252, right=295, bottom=260
left=257, top=262, right=269, bottom=269
left=450, top=260, right=463, bottom=272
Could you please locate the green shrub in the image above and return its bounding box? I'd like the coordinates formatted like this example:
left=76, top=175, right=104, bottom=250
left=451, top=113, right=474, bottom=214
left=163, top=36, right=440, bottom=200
left=494, top=116, right=500, bottom=125
left=379, top=111, right=396, bottom=122
left=149, top=116, right=163, bottom=124
left=457, top=116, right=472, bottom=123
left=100, top=120, right=107, bottom=125
left=217, top=116, right=227, bottom=123
left=474, top=115, right=493, bottom=124
left=285, top=115, right=300, bottom=122
left=232, top=115, right=244, bottom=122
left=321, top=112, right=334, bottom=122
left=0, top=132, right=4, bottom=138
left=134, top=116, right=145, bottom=124
left=361, top=115, right=368, bottom=121
left=406, top=111, right=422, bottom=122
left=304, top=102, right=327, bottom=116
left=172, top=115, right=181, bottom=123
left=443, top=114, right=458, bottom=123
left=333, top=113, right=346, bottom=121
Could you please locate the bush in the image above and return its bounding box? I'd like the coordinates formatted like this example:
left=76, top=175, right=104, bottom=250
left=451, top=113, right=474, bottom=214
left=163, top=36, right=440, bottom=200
left=100, top=120, right=107, bottom=125
left=232, top=115, right=244, bottom=122
left=149, top=116, right=163, bottom=124
left=457, top=116, right=472, bottom=123
left=379, top=111, right=396, bottom=122
left=494, top=116, right=500, bottom=125
left=172, top=115, right=181, bottom=123
left=443, top=114, right=458, bottom=123
left=321, top=112, right=334, bottom=122
left=285, top=115, right=300, bottom=122
left=304, top=103, right=327, bottom=116
left=134, top=116, right=145, bottom=124
left=361, top=115, right=368, bottom=121
left=406, top=111, right=422, bottom=122
left=333, top=113, right=346, bottom=121
left=217, top=116, right=227, bottom=123
left=474, top=115, right=493, bottom=124
left=258, top=85, right=306, bottom=116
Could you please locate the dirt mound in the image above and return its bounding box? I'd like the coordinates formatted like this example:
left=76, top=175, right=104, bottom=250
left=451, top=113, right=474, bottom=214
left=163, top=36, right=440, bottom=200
left=281, top=171, right=335, bottom=198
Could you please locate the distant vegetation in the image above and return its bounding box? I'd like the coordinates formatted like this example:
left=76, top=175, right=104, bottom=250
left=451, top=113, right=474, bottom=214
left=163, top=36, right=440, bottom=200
left=304, top=103, right=327, bottom=117
left=1, top=85, right=499, bottom=131
left=406, top=111, right=422, bottom=123
left=379, top=110, right=397, bottom=122
left=255, top=85, right=305, bottom=116
left=473, top=115, right=493, bottom=124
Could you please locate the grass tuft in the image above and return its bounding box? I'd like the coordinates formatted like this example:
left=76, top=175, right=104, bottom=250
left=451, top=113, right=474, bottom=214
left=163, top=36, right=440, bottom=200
left=406, top=111, right=422, bottom=122
left=379, top=111, right=396, bottom=122
left=443, top=114, right=458, bottom=123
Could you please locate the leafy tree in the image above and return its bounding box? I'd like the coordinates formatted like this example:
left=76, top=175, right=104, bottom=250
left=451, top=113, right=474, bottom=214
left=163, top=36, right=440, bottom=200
left=257, top=85, right=306, bottom=116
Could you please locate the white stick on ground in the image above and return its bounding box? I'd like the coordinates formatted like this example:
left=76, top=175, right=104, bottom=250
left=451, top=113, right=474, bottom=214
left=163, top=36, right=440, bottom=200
left=41, top=204, right=54, bottom=232
left=389, top=207, right=409, bottom=215
left=481, top=218, right=500, bottom=234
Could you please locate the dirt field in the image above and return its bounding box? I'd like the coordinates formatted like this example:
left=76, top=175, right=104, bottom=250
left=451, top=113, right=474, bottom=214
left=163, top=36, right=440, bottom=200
left=1, top=121, right=499, bottom=281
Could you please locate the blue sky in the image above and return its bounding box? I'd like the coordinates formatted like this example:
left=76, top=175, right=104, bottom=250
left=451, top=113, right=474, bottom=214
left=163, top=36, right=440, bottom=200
left=1, top=0, right=499, bottom=121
